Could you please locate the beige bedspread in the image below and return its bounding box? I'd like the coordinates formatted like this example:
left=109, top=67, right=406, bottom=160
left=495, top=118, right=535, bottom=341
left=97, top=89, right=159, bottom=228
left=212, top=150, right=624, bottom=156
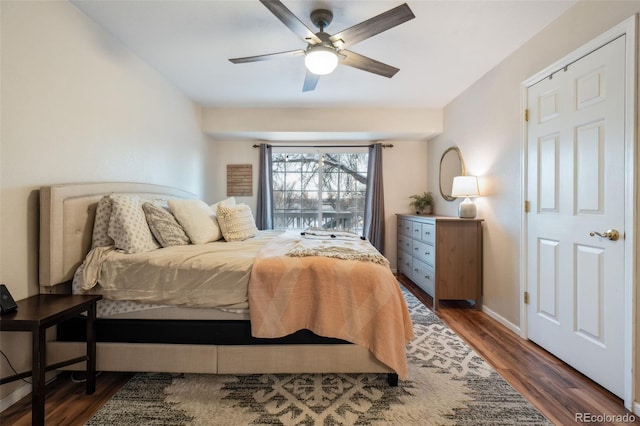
left=249, top=231, right=414, bottom=379
left=75, top=230, right=282, bottom=309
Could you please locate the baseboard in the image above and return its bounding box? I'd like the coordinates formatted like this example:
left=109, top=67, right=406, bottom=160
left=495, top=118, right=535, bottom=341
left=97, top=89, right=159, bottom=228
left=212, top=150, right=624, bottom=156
left=633, top=401, right=640, bottom=416
left=481, top=304, right=521, bottom=336
left=0, top=382, right=31, bottom=413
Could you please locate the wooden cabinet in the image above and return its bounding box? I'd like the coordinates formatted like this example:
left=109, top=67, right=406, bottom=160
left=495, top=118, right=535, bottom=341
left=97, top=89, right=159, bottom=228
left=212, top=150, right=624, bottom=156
left=396, top=214, right=483, bottom=310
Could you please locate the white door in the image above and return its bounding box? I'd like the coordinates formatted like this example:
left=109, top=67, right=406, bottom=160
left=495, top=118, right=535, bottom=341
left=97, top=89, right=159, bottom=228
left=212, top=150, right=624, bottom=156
left=526, top=35, right=626, bottom=397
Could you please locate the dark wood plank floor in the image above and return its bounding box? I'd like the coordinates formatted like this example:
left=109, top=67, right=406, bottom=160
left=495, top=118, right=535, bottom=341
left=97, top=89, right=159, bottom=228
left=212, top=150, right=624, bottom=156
left=1, top=276, right=638, bottom=425
left=400, top=276, right=638, bottom=426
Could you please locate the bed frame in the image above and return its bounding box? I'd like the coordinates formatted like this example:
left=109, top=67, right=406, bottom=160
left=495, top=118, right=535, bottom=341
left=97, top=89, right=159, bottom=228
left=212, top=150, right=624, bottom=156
left=39, top=182, right=396, bottom=384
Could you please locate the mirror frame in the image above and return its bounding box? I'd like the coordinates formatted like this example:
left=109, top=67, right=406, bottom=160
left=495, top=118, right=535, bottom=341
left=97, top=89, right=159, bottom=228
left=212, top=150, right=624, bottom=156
left=439, top=147, right=466, bottom=201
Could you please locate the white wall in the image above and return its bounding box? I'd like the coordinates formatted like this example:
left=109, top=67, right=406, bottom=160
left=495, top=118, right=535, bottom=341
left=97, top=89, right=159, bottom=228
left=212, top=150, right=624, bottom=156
left=0, top=0, right=207, bottom=402
left=202, top=107, right=443, bottom=141
left=427, top=0, right=640, bottom=408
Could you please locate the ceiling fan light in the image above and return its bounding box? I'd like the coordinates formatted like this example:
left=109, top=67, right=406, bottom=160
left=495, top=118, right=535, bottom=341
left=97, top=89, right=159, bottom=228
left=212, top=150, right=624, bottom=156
left=305, top=45, right=338, bottom=75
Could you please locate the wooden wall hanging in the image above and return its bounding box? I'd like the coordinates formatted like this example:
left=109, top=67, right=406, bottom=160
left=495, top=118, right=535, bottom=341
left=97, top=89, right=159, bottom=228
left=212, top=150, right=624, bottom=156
left=227, top=164, right=252, bottom=196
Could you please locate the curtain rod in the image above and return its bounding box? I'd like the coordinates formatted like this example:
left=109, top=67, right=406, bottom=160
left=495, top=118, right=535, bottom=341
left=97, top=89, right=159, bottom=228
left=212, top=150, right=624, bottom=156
left=252, top=143, right=393, bottom=148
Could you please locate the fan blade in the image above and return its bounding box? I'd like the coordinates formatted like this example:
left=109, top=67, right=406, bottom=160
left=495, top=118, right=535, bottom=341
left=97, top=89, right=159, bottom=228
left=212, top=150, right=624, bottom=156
left=329, top=3, right=415, bottom=49
left=259, top=0, right=322, bottom=44
left=302, top=70, right=320, bottom=92
left=340, top=50, right=399, bottom=78
left=229, top=49, right=305, bottom=64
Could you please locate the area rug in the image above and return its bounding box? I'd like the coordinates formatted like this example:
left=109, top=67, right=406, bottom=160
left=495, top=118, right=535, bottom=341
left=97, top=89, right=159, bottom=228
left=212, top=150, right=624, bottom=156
left=87, top=289, right=550, bottom=425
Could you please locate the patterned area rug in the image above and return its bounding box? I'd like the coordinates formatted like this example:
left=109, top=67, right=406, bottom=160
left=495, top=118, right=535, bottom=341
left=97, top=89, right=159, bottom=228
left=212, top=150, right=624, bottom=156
left=87, top=290, right=550, bottom=425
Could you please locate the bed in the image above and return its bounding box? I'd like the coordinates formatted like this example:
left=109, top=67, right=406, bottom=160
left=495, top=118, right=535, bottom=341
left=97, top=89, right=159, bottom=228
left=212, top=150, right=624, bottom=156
left=40, top=182, right=413, bottom=385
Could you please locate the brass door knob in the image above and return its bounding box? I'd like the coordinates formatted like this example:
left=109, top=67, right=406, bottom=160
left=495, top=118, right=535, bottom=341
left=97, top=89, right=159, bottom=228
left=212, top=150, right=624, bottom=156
left=589, top=229, right=620, bottom=241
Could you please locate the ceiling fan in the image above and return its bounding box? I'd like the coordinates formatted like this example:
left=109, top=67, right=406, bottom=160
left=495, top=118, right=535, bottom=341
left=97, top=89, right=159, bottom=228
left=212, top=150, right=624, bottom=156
left=228, top=0, right=415, bottom=92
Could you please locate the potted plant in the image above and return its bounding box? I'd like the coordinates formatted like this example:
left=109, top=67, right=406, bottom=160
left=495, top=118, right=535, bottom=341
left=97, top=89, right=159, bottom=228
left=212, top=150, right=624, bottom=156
left=409, top=192, right=433, bottom=215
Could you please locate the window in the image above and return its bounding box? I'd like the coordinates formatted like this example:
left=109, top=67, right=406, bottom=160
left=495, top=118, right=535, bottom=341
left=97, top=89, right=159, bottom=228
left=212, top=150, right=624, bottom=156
left=272, top=148, right=368, bottom=233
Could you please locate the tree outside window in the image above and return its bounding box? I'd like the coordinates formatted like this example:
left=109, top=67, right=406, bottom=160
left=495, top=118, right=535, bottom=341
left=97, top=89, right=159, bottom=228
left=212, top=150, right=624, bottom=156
left=272, top=148, right=368, bottom=233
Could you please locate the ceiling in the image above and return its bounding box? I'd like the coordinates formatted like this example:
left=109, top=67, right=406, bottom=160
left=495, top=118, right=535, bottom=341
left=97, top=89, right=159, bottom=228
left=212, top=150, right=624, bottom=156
left=72, top=0, right=575, bottom=109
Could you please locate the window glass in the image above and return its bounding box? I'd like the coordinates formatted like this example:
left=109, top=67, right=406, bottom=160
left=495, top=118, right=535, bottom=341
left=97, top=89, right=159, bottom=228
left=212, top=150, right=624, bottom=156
left=272, top=148, right=368, bottom=233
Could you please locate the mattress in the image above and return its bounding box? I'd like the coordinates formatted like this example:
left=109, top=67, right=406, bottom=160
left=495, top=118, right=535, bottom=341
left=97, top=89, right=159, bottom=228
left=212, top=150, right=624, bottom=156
left=72, top=269, right=249, bottom=319
left=72, top=230, right=282, bottom=318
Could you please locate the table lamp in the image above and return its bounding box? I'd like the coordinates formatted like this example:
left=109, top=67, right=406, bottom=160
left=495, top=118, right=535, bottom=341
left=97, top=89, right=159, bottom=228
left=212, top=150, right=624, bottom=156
left=451, top=176, right=479, bottom=218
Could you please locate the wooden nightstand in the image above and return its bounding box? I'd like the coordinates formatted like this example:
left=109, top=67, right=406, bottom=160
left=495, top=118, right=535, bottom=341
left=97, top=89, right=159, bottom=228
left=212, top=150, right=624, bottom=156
left=0, top=294, right=101, bottom=425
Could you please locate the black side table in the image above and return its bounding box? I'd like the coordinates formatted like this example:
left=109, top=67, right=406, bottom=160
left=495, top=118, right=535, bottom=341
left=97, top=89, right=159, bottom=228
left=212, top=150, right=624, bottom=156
left=0, top=294, right=102, bottom=425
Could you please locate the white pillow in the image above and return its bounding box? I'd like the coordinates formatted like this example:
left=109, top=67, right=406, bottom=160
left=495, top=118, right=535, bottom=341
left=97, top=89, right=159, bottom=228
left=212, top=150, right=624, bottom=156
left=108, top=195, right=160, bottom=254
left=216, top=203, right=258, bottom=242
left=210, top=196, right=236, bottom=212
left=169, top=199, right=222, bottom=244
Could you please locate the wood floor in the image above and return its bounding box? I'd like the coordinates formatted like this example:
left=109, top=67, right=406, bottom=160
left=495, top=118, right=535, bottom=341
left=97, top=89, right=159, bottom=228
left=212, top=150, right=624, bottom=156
left=1, top=276, right=638, bottom=425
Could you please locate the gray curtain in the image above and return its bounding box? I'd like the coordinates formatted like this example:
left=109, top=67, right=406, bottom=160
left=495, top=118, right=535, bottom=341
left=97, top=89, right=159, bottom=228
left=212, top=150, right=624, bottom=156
left=364, top=143, right=385, bottom=254
left=255, top=143, right=274, bottom=230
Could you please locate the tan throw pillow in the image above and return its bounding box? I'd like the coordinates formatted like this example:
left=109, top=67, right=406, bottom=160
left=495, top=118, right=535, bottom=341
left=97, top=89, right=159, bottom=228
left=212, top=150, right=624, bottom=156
left=108, top=195, right=160, bottom=254
left=216, top=203, right=258, bottom=242
left=142, top=202, right=190, bottom=247
left=169, top=199, right=221, bottom=244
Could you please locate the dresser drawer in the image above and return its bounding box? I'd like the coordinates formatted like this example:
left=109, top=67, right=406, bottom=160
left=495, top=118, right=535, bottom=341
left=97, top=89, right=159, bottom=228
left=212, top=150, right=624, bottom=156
left=398, top=250, right=413, bottom=276
left=413, top=239, right=435, bottom=266
left=421, top=223, right=435, bottom=244
left=411, top=221, right=422, bottom=240
left=412, top=258, right=435, bottom=296
left=398, top=234, right=413, bottom=254
left=398, top=218, right=413, bottom=237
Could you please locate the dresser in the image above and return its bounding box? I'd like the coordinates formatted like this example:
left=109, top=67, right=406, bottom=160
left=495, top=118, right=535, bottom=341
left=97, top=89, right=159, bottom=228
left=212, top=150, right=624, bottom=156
left=396, top=214, right=483, bottom=310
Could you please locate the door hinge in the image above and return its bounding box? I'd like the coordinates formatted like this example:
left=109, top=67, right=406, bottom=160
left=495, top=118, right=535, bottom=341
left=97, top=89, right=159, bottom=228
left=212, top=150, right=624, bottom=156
left=524, top=200, right=530, bottom=213
left=524, top=292, right=530, bottom=305
left=524, top=109, right=529, bottom=122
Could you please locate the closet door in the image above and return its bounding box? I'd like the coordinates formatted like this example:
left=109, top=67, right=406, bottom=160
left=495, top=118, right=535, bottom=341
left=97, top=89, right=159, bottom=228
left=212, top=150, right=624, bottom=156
left=526, top=35, right=626, bottom=397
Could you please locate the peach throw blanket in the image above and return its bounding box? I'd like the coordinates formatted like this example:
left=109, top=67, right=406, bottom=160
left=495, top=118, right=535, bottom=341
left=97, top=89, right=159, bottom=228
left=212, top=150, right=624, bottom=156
left=249, top=232, right=414, bottom=379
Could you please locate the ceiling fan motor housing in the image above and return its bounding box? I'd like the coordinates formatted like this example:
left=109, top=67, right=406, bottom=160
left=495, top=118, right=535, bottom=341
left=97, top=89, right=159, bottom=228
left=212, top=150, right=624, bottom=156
left=310, top=9, right=333, bottom=31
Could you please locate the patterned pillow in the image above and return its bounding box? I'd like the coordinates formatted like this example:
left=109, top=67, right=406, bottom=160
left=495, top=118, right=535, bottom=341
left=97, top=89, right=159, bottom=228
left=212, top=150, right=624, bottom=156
left=216, top=203, right=258, bottom=242
left=142, top=202, right=190, bottom=247
left=169, top=199, right=221, bottom=244
left=108, top=195, right=160, bottom=254
left=91, top=195, right=114, bottom=248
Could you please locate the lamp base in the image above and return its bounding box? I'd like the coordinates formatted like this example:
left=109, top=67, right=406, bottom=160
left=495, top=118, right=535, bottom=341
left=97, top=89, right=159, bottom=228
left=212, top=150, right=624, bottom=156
left=458, top=197, right=477, bottom=218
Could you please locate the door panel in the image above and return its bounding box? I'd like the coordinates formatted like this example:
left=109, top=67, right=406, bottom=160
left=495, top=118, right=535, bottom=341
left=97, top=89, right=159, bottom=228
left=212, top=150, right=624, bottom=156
left=575, top=244, right=604, bottom=343
left=576, top=122, right=604, bottom=213
left=537, top=238, right=559, bottom=322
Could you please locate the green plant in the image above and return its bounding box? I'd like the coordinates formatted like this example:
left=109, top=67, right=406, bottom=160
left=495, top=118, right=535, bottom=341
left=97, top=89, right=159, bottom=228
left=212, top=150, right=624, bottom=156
left=409, top=192, right=433, bottom=213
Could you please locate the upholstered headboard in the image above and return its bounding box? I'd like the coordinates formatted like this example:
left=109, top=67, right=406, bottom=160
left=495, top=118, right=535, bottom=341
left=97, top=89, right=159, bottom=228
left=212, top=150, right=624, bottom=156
left=39, top=182, right=196, bottom=291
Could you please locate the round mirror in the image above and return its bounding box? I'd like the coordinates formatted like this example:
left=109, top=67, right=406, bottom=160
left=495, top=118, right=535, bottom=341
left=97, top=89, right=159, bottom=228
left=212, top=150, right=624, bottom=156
left=439, top=147, right=465, bottom=201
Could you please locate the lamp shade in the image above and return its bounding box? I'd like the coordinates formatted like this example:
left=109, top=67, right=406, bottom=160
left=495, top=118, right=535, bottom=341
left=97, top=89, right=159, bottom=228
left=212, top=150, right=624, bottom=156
left=451, top=176, right=479, bottom=198
left=305, top=45, right=339, bottom=75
